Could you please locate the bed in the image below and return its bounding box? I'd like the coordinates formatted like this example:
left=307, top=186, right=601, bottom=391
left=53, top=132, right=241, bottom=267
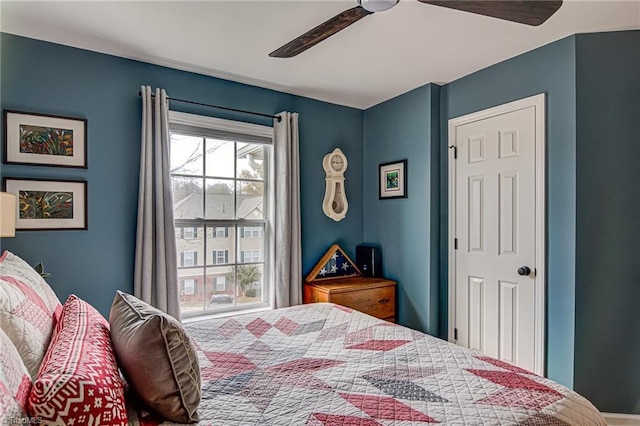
left=127, top=303, right=605, bottom=425
left=0, top=250, right=605, bottom=425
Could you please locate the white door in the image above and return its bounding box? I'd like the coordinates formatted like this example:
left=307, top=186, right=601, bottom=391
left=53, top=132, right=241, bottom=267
left=448, top=94, right=545, bottom=375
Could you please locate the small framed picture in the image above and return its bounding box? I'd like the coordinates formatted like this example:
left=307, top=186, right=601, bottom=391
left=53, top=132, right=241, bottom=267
left=379, top=159, right=407, bottom=199
left=3, top=110, right=87, bottom=168
left=3, top=178, right=87, bottom=231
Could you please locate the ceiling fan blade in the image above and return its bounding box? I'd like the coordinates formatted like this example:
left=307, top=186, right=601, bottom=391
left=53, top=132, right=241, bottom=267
left=269, top=6, right=373, bottom=58
left=418, top=0, right=562, bottom=26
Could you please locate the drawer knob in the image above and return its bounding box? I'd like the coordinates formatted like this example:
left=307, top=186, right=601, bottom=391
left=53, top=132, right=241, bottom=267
left=378, top=298, right=390, bottom=304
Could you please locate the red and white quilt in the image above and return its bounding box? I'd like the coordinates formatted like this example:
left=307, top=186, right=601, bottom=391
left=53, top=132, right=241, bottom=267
left=129, top=303, right=605, bottom=425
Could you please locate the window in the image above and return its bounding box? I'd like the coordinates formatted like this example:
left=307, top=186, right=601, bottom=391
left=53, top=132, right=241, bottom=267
left=214, top=227, right=228, bottom=238
left=182, top=279, right=195, bottom=295
left=242, top=226, right=263, bottom=238
left=241, top=250, right=261, bottom=263
left=181, top=251, right=197, bottom=267
left=215, top=276, right=226, bottom=291
left=183, top=227, right=197, bottom=239
left=170, top=111, right=273, bottom=318
left=214, top=250, right=229, bottom=265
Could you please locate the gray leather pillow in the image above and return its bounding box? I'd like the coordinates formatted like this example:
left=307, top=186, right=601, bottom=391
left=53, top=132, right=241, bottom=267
left=109, top=291, right=200, bottom=423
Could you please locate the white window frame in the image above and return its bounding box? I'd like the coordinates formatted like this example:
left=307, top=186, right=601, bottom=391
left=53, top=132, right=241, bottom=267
left=242, top=226, right=262, bottom=238
left=182, top=251, right=197, bottom=267
left=214, top=227, right=227, bottom=238
left=170, top=111, right=273, bottom=318
left=183, top=227, right=197, bottom=239
left=214, top=249, right=229, bottom=265
left=241, top=249, right=261, bottom=263
left=183, top=279, right=195, bottom=295
left=215, top=276, right=226, bottom=291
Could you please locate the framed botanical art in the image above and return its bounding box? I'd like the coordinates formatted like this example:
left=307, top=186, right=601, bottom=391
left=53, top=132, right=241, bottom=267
left=3, top=110, right=87, bottom=168
left=3, top=178, right=88, bottom=231
left=379, top=159, right=407, bottom=199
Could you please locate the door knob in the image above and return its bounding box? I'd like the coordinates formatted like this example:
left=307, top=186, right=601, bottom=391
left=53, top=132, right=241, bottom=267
left=517, top=266, right=531, bottom=276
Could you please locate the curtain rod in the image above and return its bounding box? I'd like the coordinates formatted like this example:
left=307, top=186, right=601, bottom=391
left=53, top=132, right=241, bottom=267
left=139, top=91, right=281, bottom=122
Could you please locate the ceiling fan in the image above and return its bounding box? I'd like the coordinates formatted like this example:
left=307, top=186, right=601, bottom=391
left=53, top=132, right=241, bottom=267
left=269, top=0, right=563, bottom=58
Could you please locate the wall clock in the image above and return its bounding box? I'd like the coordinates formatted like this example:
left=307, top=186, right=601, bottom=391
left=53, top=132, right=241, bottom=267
left=322, top=148, right=348, bottom=221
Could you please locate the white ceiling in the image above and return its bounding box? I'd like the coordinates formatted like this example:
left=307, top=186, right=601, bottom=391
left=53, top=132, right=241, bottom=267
left=1, top=1, right=638, bottom=109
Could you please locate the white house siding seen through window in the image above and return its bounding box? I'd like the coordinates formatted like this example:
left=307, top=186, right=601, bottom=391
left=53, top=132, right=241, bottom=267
left=170, top=112, right=272, bottom=318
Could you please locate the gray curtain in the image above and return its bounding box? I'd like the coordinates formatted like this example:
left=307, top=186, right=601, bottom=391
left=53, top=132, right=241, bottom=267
left=134, top=86, right=180, bottom=319
left=271, top=112, right=302, bottom=308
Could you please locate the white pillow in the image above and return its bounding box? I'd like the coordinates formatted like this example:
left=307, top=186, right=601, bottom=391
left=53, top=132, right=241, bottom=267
left=0, top=251, right=62, bottom=377
left=0, top=327, right=32, bottom=420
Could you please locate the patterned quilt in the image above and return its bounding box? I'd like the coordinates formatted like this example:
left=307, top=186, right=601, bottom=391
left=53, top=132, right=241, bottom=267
left=128, top=303, right=605, bottom=425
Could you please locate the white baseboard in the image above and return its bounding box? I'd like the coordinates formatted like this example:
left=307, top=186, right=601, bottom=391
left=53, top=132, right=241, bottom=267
left=602, top=413, right=640, bottom=426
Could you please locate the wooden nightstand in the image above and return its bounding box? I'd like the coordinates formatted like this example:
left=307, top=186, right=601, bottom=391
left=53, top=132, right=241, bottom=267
left=303, top=277, right=397, bottom=322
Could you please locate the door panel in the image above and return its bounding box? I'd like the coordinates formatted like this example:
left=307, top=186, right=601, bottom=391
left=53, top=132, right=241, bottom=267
left=499, top=280, right=518, bottom=363
left=468, top=275, right=485, bottom=352
left=499, top=172, right=518, bottom=255
left=468, top=177, right=484, bottom=252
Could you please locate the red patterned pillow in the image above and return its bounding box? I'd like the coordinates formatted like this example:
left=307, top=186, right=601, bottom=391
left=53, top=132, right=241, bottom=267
left=0, top=327, right=32, bottom=421
left=0, top=251, right=62, bottom=377
left=28, top=295, right=127, bottom=426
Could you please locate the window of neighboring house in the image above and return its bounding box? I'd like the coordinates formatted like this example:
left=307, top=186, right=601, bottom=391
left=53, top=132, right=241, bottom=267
left=170, top=111, right=273, bottom=318
left=214, top=227, right=228, bottom=238
left=242, top=226, right=263, bottom=238
left=215, top=276, right=226, bottom=291
left=182, top=279, right=195, bottom=295
left=183, top=227, right=197, bottom=239
left=241, top=250, right=261, bottom=263
left=181, top=251, right=197, bottom=267
left=214, top=250, right=229, bottom=265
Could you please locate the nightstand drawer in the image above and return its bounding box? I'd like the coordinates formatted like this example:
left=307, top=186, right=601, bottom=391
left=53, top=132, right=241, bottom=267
left=329, top=285, right=395, bottom=320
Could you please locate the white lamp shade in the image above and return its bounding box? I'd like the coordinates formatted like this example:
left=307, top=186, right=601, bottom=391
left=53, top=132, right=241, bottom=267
left=0, top=192, right=16, bottom=237
left=359, top=0, right=399, bottom=13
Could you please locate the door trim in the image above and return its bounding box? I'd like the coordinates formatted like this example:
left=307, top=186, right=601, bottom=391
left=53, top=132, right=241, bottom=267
left=447, top=93, right=546, bottom=375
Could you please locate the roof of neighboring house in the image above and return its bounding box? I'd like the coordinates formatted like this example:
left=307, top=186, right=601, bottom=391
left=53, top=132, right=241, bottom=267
left=237, top=197, right=263, bottom=219
left=173, top=193, right=263, bottom=220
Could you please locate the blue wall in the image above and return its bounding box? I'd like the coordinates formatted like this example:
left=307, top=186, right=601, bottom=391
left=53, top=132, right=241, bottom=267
left=574, top=31, right=640, bottom=414
left=363, top=84, right=440, bottom=334
left=0, top=33, right=364, bottom=316
left=440, top=36, right=578, bottom=388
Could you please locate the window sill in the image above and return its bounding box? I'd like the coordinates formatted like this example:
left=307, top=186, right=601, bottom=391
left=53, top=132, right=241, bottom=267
left=182, top=305, right=272, bottom=324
